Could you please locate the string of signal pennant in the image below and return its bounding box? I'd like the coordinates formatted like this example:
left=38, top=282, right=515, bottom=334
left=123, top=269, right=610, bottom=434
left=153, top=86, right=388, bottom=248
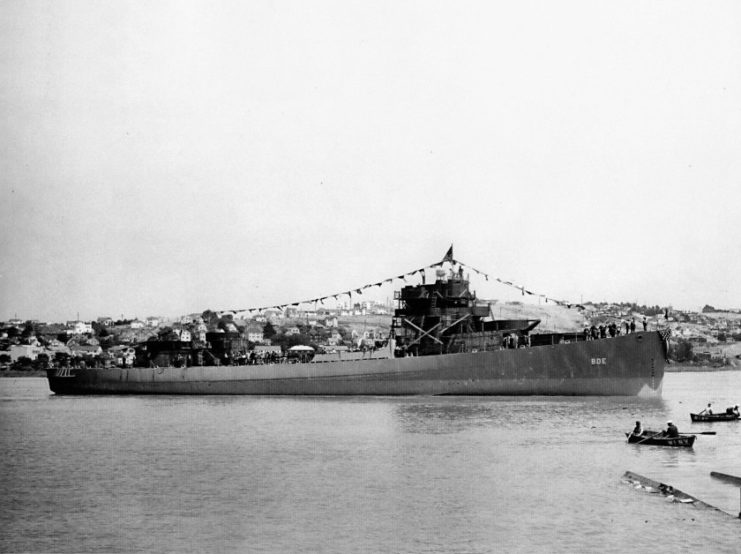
left=216, top=246, right=585, bottom=316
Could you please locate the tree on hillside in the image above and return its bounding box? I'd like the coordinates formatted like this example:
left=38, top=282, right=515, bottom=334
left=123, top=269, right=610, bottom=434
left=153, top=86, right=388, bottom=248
left=671, top=339, right=694, bottom=363
left=263, top=321, right=277, bottom=339
left=702, top=305, right=716, bottom=313
left=21, top=323, right=35, bottom=339
left=12, top=356, right=34, bottom=371
left=92, top=321, right=110, bottom=338
left=201, top=310, right=220, bottom=327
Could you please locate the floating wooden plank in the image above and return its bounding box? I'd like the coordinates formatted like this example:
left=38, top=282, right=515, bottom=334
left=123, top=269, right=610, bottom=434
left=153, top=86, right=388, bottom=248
left=711, top=472, right=741, bottom=487
left=623, top=470, right=736, bottom=518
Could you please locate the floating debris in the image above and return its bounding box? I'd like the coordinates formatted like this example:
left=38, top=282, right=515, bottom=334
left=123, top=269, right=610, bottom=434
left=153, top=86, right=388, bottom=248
left=623, top=470, right=734, bottom=518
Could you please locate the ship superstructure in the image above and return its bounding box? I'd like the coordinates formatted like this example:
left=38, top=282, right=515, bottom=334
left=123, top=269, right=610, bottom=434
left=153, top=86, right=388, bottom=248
left=392, top=267, right=538, bottom=357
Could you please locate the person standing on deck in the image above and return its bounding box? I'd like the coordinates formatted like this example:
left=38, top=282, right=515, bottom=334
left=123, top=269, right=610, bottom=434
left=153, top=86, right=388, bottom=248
left=630, top=318, right=636, bottom=333
left=642, top=317, right=648, bottom=331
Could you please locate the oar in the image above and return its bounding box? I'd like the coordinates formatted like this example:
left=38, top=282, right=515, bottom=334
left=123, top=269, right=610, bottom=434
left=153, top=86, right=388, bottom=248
left=634, top=432, right=664, bottom=444
left=696, top=431, right=716, bottom=435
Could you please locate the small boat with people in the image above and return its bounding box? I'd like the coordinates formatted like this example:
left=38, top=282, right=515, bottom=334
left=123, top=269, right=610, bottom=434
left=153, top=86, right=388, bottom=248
left=690, top=412, right=740, bottom=422
left=626, top=420, right=696, bottom=447
left=626, top=431, right=696, bottom=448
left=690, top=403, right=739, bottom=422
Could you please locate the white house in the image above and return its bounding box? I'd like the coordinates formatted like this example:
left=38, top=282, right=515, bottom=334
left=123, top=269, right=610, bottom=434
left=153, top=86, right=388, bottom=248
left=245, top=325, right=264, bottom=343
left=192, top=320, right=208, bottom=343
left=67, top=321, right=93, bottom=335
left=174, top=328, right=192, bottom=342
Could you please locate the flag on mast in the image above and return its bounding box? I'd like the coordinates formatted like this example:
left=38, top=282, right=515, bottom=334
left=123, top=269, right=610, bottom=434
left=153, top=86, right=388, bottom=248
left=442, top=244, right=454, bottom=263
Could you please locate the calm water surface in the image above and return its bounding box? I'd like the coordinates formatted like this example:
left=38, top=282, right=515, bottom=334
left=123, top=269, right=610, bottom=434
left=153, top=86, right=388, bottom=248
left=1, top=372, right=740, bottom=553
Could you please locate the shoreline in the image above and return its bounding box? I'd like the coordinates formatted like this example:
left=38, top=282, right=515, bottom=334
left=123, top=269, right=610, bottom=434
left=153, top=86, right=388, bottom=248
left=666, top=362, right=741, bottom=372
left=1, top=370, right=47, bottom=377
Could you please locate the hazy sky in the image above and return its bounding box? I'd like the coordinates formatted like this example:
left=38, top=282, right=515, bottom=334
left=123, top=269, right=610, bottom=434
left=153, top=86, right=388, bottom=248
left=2, top=1, right=740, bottom=322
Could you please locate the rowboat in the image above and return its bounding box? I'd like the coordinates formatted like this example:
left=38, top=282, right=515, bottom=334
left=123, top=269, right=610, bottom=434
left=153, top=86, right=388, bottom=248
left=690, top=412, right=740, bottom=422
left=625, top=432, right=696, bottom=447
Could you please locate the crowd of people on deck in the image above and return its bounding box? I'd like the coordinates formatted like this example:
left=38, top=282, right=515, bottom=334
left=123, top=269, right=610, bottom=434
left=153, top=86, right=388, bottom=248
left=584, top=317, right=649, bottom=341
left=502, top=333, right=531, bottom=349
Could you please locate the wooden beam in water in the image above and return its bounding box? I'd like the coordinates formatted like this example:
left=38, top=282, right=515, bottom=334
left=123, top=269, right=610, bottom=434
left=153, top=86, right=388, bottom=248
left=623, top=470, right=738, bottom=519
left=710, top=472, right=741, bottom=487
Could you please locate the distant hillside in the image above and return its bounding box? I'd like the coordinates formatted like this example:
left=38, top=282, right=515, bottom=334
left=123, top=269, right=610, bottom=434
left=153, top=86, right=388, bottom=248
left=334, top=302, right=587, bottom=335
left=702, top=311, right=741, bottom=321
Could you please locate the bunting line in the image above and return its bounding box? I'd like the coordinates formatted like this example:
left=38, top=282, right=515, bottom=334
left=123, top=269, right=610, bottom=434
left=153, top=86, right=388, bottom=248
left=216, top=249, right=586, bottom=317
left=451, top=259, right=585, bottom=311
left=216, top=264, right=439, bottom=316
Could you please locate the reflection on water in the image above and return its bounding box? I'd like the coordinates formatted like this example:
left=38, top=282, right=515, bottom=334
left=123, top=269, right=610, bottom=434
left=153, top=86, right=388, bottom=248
left=394, top=399, right=507, bottom=434
left=1, top=374, right=740, bottom=553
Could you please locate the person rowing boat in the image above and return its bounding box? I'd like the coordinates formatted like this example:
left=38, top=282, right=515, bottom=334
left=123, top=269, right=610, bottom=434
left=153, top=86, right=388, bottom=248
left=662, top=420, right=679, bottom=438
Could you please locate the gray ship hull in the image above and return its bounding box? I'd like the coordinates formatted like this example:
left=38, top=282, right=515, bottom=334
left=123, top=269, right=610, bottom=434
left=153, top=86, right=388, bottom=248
left=47, top=331, right=665, bottom=397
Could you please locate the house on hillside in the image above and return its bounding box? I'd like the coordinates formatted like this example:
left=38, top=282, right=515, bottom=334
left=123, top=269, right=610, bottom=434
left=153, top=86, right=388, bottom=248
left=69, top=344, right=103, bottom=357
left=66, top=321, right=93, bottom=335
left=191, top=319, right=208, bottom=343
left=145, top=317, right=160, bottom=328
left=263, top=308, right=284, bottom=320
left=245, top=325, right=264, bottom=343
left=172, top=328, right=192, bottom=342
left=254, top=345, right=281, bottom=356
